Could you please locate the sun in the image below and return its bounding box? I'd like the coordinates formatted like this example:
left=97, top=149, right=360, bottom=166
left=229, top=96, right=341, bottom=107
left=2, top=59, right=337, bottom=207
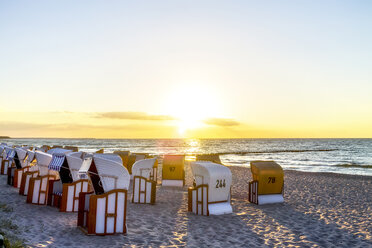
left=164, top=83, right=221, bottom=136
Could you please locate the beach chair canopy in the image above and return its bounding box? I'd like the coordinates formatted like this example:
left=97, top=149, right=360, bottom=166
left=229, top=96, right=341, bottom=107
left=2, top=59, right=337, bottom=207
left=79, top=155, right=130, bottom=194
left=196, top=154, right=222, bottom=164
left=15, top=148, right=28, bottom=168
left=250, top=161, right=284, bottom=195
left=66, top=152, right=88, bottom=181
left=47, top=148, right=72, bottom=155
left=15, top=147, right=28, bottom=160
left=93, top=153, right=123, bottom=164
left=6, top=148, right=16, bottom=161
left=35, top=151, right=53, bottom=176
left=132, top=158, right=157, bottom=178
left=191, top=161, right=232, bottom=203
left=48, top=153, right=75, bottom=183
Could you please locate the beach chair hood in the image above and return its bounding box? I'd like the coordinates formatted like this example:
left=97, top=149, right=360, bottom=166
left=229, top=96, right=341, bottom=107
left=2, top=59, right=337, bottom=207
left=35, top=151, right=55, bottom=176
left=132, top=158, right=157, bottom=178
left=79, top=155, right=129, bottom=194
left=94, top=156, right=130, bottom=191
left=66, top=152, right=87, bottom=181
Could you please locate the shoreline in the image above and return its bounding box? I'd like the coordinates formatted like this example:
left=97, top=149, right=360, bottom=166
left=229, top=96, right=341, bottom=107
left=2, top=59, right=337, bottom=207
left=0, top=165, right=371, bottom=247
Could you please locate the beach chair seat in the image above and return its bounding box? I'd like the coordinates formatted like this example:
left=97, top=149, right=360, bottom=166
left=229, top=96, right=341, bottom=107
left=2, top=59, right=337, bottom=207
left=248, top=161, right=284, bottom=205
left=162, top=155, right=185, bottom=187
left=188, top=161, right=233, bottom=216
left=132, top=158, right=157, bottom=204
left=77, top=155, right=130, bottom=235
left=47, top=152, right=90, bottom=212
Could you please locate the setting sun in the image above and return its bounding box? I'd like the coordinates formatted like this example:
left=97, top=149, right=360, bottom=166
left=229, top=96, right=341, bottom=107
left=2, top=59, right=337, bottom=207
left=164, top=83, right=221, bottom=135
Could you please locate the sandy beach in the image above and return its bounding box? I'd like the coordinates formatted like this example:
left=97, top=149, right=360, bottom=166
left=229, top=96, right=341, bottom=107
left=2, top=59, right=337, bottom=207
left=0, top=163, right=371, bottom=248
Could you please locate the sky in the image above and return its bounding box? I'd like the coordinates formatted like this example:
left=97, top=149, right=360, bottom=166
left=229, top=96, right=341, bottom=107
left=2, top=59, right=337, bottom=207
left=0, top=1, right=371, bottom=138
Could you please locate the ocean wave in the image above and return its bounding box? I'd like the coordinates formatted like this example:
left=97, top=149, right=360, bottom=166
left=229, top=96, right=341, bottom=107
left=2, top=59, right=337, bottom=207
left=210, top=149, right=338, bottom=156
left=333, top=164, right=372, bottom=169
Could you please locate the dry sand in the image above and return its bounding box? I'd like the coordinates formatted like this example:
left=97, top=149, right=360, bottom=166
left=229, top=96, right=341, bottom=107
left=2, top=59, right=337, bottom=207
left=0, top=163, right=371, bottom=247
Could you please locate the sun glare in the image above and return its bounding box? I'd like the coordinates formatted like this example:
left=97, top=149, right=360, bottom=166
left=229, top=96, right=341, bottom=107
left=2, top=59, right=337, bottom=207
left=165, top=83, right=221, bottom=136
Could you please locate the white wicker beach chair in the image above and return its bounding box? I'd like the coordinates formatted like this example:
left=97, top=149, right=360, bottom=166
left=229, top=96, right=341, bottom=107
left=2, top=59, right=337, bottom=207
left=188, top=161, right=233, bottom=216
left=78, top=154, right=130, bottom=235
left=5, top=148, right=17, bottom=185
left=27, top=149, right=71, bottom=205
left=12, top=148, right=29, bottom=188
left=19, top=150, right=38, bottom=196
left=1, top=147, right=14, bottom=176
left=132, top=158, right=157, bottom=204
left=47, top=152, right=90, bottom=212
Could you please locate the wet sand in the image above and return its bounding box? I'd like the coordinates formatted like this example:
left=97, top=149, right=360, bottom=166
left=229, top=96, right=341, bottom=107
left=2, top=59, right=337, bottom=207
left=0, top=163, right=371, bottom=247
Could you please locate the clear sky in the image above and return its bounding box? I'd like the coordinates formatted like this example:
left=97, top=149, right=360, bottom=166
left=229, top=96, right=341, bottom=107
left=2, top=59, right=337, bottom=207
left=0, top=1, right=371, bottom=138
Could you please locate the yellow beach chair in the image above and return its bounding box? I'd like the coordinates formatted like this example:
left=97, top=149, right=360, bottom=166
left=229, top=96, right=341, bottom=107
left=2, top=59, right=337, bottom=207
left=162, top=155, right=185, bottom=187
left=249, top=161, right=284, bottom=205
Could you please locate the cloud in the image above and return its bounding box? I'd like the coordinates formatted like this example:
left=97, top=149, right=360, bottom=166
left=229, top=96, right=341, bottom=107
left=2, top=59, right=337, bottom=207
left=95, top=112, right=176, bottom=121
left=204, top=118, right=240, bottom=127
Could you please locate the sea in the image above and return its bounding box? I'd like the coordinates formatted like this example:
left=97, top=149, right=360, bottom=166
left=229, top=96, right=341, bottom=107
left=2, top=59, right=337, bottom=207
left=1, top=138, right=371, bottom=176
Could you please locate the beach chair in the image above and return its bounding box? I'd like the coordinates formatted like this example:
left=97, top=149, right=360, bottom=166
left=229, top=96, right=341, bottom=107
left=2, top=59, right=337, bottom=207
left=196, top=154, right=222, bottom=164
left=113, top=151, right=130, bottom=169
left=47, top=152, right=90, bottom=212
left=77, top=154, right=130, bottom=235
left=6, top=148, right=18, bottom=186
left=127, top=153, right=149, bottom=176
left=95, top=148, right=104, bottom=154
left=40, top=145, right=51, bottom=152
left=248, top=161, right=284, bottom=205
left=51, top=145, right=63, bottom=149
left=188, top=161, right=233, bottom=216
left=19, top=150, right=38, bottom=196
left=63, top=146, right=79, bottom=152
left=1, top=147, right=14, bottom=175
left=131, top=158, right=157, bottom=204
left=162, top=155, right=185, bottom=187
left=27, top=149, right=71, bottom=205
left=12, top=148, right=29, bottom=188
left=0, top=145, right=5, bottom=174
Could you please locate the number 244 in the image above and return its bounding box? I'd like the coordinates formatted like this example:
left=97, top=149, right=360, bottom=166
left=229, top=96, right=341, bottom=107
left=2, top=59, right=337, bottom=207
left=216, top=179, right=226, bottom=188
